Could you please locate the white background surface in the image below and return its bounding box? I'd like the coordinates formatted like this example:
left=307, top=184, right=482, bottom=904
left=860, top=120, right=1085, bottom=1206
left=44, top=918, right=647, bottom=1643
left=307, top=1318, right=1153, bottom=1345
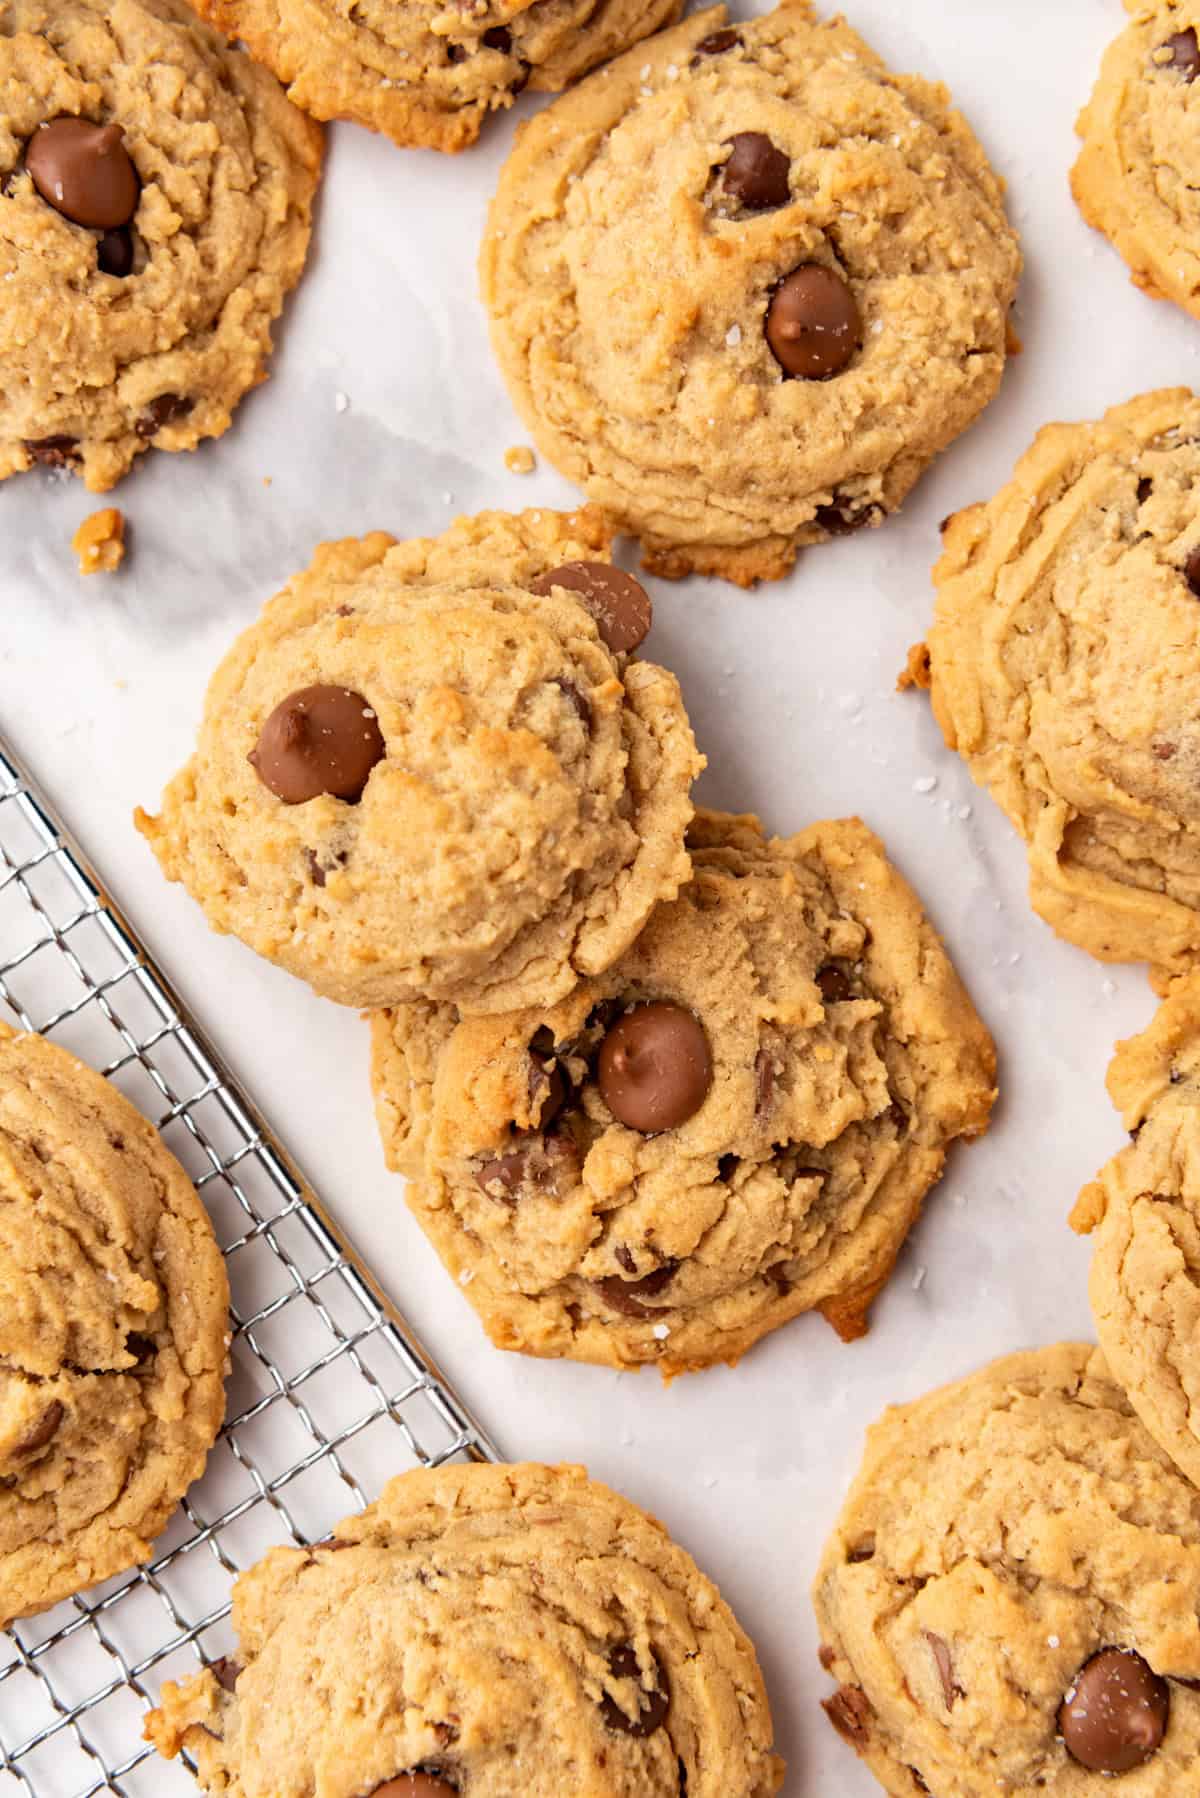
left=0, top=0, right=1189, bottom=1788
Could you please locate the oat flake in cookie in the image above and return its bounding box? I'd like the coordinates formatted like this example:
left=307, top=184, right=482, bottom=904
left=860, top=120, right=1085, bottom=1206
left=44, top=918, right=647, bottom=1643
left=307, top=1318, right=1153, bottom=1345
left=814, top=1344, right=1200, bottom=1795
left=193, top=0, right=683, bottom=154
left=0, top=0, right=322, bottom=492
left=481, top=0, right=1021, bottom=587
left=921, top=388, right=1200, bottom=986
left=370, top=809, right=995, bottom=1375
left=144, top=1461, right=785, bottom=1797
left=136, top=508, right=701, bottom=1013
left=0, top=1022, right=229, bottom=1626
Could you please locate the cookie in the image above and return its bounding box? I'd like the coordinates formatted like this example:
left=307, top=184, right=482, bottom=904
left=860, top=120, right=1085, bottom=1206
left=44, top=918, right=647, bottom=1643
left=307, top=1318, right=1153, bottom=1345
left=144, top=1460, right=785, bottom=1797
left=136, top=508, right=702, bottom=1013
left=370, top=808, right=996, bottom=1376
left=0, top=1022, right=229, bottom=1626
left=0, top=0, right=321, bottom=493
left=480, top=0, right=1021, bottom=587
left=814, top=1343, right=1200, bottom=1795
left=193, top=0, right=683, bottom=154
left=1072, top=2, right=1200, bottom=322
left=1072, top=973, right=1200, bottom=1487
left=922, top=388, right=1200, bottom=985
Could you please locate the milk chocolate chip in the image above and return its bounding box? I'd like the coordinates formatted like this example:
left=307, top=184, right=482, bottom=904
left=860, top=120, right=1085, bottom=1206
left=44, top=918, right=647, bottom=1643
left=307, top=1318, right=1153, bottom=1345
left=597, top=1003, right=712, bottom=1132
left=13, top=1400, right=64, bottom=1455
left=694, top=26, right=740, bottom=54
left=1184, top=545, right=1200, bottom=597
left=1163, top=26, right=1200, bottom=78
left=599, top=1644, right=669, bottom=1735
left=97, top=227, right=134, bottom=277
left=1058, top=1648, right=1169, bottom=1773
left=721, top=132, right=790, bottom=209
left=816, top=964, right=852, bottom=1004
left=249, top=686, right=385, bottom=804
left=766, top=265, right=861, bottom=379
left=530, top=562, right=652, bottom=654
left=370, top=1777, right=458, bottom=1798
left=26, top=119, right=139, bottom=229
left=596, top=1260, right=679, bottom=1316
left=823, top=1684, right=872, bottom=1746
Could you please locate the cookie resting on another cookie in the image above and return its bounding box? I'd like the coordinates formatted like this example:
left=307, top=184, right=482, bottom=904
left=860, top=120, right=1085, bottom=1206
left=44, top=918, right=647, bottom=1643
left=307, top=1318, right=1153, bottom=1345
left=136, top=508, right=701, bottom=1014
left=370, top=808, right=996, bottom=1376
left=814, top=1343, right=1200, bottom=1795
left=920, top=388, right=1200, bottom=986
left=0, top=0, right=322, bottom=492
left=481, top=0, right=1021, bottom=586
left=0, top=1022, right=229, bottom=1626
left=1072, top=972, right=1200, bottom=1488
left=193, top=0, right=684, bottom=153
left=144, top=1461, right=785, bottom=1797
left=1073, top=2, right=1200, bottom=322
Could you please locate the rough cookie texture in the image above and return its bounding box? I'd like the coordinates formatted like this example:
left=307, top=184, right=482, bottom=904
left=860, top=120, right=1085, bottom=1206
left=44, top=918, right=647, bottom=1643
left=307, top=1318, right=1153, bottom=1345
left=193, top=0, right=682, bottom=153
left=1072, top=2, right=1200, bottom=322
left=136, top=508, right=701, bottom=1013
left=481, top=0, right=1021, bottom=587
left=1072, top=974, right=1200, bottom=1487
left=814, top=1344, right=1200, bottom=1796
left=0, top=0, right=322, bottom=492
left=145, top=1461, right=785, bottom=1797
left=924, top=388, right=1200, bottom=985
left=0, top=1022, right=229, bottom=1626
left=370, top=809, right=996, bottom=1376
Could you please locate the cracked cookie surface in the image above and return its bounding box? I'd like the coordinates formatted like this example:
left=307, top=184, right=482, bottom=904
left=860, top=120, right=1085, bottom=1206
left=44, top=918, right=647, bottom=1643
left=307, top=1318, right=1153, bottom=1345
left=137, top=508, right=701, bottom=1013
left=194, top=0, right=682, bottom=153
left=370, top=808, right=995, bottom=1375
left=1072, top=973, right=1200, bottom=1487
left=924, top=388, right=1200, bottom=985
left=0, top=1022, right=229, bottom=1626
left=144, top=1460, right=785, bottom=1798
left=481, top=0, right=1020, bottom=586
left=814, top=1343, right=1200, bottom=1796
left=0, top=0, right=322, bottom=493
left=1072, top=2, right=1200, bottom=322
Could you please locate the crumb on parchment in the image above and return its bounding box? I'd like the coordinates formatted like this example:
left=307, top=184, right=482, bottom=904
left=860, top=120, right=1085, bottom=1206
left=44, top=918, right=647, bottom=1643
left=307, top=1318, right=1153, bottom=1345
left=504, top=445, right=536, bottom=475
left=72, top=507, right=125, bottom=576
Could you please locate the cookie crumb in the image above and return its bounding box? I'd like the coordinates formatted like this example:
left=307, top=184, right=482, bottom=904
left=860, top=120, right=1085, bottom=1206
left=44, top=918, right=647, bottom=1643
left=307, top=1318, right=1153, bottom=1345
left=71, top=507, right=125, bottom=577
left=504, top=444, right=536, bottom=475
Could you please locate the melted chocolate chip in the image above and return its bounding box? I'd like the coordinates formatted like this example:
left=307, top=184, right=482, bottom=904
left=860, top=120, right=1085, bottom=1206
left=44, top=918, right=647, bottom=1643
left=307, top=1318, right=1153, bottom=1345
left=822, top=1684, right=872, bottom=1746
left=766, top=265, right=862, bottom=380
left=721, top=132, right=790, bottom=209
left=26, top=118, right=139, bottom=229
left=529, top=1056, right=567, bottom=1130
left=250, top=686, right=385, bottom=805
left=135, top=393, right=194, bottom=439
left=1184, top=545, right=1200, bottom=597
left=210, top=1657, right=241, bottom=1693
left=694, top=26, right=740, bottom=54
left=816, top=964, right=852, bottom=1004
left=24, top=434, right=79, bottom=467
left=1058, top=1648, right=1169, bottom=1773
left=1163, top=26, right=1200, bottom=79
left=597, top=1003, right=712, bottom=1133
left=596, top=1260, right=680, bottom=1317
left=529, top=562, right=652, bottom=654
left=305, top=846, right=348, bottom=887
left=924, top=1631, right=962, bottom=1709
left=13, top=1401, right=64, bottom=1455
left=369, top=1776, right=458, bottom=1798
left=475, top=1149, right=530, bottom=1201
left=614, top=1242, right=637, bottom=1275
left=599, top=1644, right=670, bottom=1735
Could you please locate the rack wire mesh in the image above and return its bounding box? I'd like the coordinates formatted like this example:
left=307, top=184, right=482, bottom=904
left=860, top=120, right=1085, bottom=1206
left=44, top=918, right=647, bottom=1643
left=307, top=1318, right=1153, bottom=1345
left=0, top=731, right=502, bottom=1797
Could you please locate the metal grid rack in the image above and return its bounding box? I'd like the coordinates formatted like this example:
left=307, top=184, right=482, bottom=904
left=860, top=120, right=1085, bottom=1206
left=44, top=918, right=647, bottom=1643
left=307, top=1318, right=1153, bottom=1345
left=0, top=731, right=502, bottom=1797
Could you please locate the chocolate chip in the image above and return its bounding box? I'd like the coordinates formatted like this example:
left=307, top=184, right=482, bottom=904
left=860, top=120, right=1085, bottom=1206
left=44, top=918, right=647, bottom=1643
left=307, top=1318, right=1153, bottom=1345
left=125, top=1333, right=156, bottom=1364
left=846, top=1540, right=875, bottom=1563
left=135, top=393, right=194, bottom=438
left=924, top=1632, right=962, bottom=1710
left=369, top=1776, right=459, bottom=1798
left=482, top=25, right=511, bottom=49
left=1136, top=476, right=1153, bottom=503
left=717, top=1153, right=740, bottom=1182
left=26, top=119, right=139, bottom=229
left=721, top=132, right=790, bottom=210
left=24, top=434, right=79, bottom=467
left=816, top=964, right=852, bottom=1004
left=1059, top=1649, right=1169, bottom=1773
left=694, top=26, right=740, bottom=54
left=1163, top=27, right=1200, bottom=78
left=818, top=1644, right=837, bottom=1671
left=475, top=1149, right=529, bottom=1201
left=599, top=1644, right=669, bottom=1736
left=597, top=1003, right=712, bottom=1132
left=766, top=265, right=861, bottom=380
left=249, top=686, right=385, bottom=805
left=13, top=1401, right=64, bottom=1455
left=822, top=1684, right=871, bottom=1746
left=97, top=226, right=134, bottom=277
left=446, top=41, right=467, bottom=61
left=814, top=501, right=878, bottom=536
left=754, top=1047, right=775, bottom=1117
left=529, top=1056, right=567, bottom=1130
left=614, top=1243, right=637, bottom=1275
left=554, top=678, right=591, bottom=724
left=1184, top=545, right=1200, bottom=597
left=530, top=561, right=652, bottom=655
left=210, top=1657, right=241, bottom=1693
left=596, top=1260, right=679, bottom=1317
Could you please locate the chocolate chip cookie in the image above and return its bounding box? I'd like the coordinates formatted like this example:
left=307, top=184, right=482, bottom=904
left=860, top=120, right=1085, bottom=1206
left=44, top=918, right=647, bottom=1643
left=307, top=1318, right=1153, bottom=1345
left=922, top=388, right=1200, bottom=986
left=1072, top=973, right=1200, bottom=1487
left=145, top=1460, right=785, bottom=1797
left=1073, top=3, right=1200, bottom=322
left=0, top=1023, right=229, bottom=1625
left=370, top=808, right=996, bottom=1375
left=814, top=1343, right=1200, bottom=1794
left=481, top=0, right=1021, bottom=586
left=0, top=0, right=322, bottom=492
left=136, top=508, right=702, bottom=1013
left=193, top=0, right=683, bottom=153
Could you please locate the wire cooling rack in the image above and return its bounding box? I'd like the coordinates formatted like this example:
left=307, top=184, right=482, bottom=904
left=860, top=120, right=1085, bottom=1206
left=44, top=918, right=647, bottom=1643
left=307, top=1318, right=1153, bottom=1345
left=0, top=731, right=502, bottom=1797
